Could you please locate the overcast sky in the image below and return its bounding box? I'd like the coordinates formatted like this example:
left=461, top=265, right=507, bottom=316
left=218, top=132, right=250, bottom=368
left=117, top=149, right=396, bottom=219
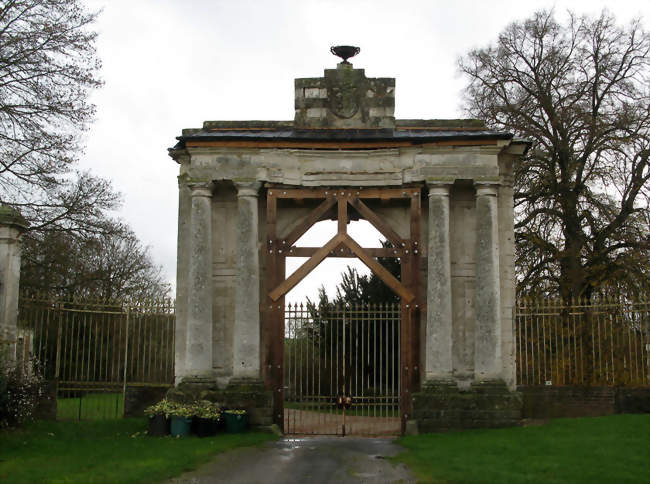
left=80, top=0, right=650, bottom=302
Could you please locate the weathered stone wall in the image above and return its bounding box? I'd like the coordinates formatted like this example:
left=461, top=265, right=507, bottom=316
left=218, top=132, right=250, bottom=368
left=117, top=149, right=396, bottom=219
left=124, top=385, right=170, bottom=418
left=519, top=386, right=650, bottom=419
left=413, top=381, right=522, bottom=432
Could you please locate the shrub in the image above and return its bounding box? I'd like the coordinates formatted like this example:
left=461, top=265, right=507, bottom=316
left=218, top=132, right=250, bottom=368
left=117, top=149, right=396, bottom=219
left=0, top=348, right=45, bottom=428
left=192, top=400, right=222, bottom=420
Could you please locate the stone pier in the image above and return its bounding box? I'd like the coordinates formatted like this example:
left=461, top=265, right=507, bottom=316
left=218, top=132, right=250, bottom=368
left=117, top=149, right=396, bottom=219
left=0, top=206, right=28, bottom=358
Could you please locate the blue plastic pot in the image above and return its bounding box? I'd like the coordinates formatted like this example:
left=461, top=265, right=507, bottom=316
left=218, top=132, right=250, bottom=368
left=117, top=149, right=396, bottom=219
left=170, top=416, right=192, bottom=437
left=224, top=413, right=249, bottom=433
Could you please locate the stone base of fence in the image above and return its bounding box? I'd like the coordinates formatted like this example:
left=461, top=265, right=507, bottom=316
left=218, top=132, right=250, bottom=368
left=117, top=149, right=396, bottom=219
left=413, top=380, right=522, bottom=432
left=167, top=378, right=273, bottom=429
left=124, top=385, right=171, bottom=418
left=519, top=386, right=650, bottom=418
left=33, top=381, right=58, bottom=420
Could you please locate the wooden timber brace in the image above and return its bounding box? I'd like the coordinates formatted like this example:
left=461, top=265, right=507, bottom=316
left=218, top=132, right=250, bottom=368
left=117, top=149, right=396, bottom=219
left=264, top=186, right=422, bottom=433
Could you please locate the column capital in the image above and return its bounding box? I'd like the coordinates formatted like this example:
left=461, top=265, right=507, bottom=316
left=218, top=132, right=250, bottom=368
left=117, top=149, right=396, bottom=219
left=475, top=183, right=499, bottom=197
left=0, top=206, right=29, bottom=233
left=234, top=180, right=261, bottom=198
left=427, top=183, right=452, bottom=197
left=188, top=181, right=214, bottom=198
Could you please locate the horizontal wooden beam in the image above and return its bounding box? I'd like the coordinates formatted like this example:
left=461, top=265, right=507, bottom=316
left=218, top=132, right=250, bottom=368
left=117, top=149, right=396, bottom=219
left=286, top=247, right=403, bottom=258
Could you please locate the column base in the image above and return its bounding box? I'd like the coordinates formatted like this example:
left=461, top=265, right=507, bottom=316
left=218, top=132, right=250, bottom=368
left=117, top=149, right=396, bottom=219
left=166, top=377, right=273, bottom=429
left=223, top=378, right=273, bottom=428
left=166, top=375, right=218, bottom=403
left=413, top=379, right=522, bottom=432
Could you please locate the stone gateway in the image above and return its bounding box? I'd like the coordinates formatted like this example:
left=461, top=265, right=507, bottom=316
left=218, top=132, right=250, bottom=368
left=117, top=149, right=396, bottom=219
left=168, top=49, right=529, bottom=433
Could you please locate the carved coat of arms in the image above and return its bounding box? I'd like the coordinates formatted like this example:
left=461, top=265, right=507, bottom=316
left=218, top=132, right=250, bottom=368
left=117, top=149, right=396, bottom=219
left=327, top=77, right=362, bottom=119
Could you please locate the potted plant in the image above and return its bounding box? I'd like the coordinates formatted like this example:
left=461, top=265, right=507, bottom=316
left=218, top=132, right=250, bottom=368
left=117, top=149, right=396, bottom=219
left=223, top=409, right=248, bottom=433
left=145, top=399, right=172, bottom=436
left=168, top=402, right=194, bottom=437
left=192, top=400, right=222, bottom=437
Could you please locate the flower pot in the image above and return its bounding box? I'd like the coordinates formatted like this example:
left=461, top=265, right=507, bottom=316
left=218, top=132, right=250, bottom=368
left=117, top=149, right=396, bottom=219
left=193, top=417, right=220, bottom=437
left=170, top=416, right=192, bottom=437
left=224, top=413, right=248, bottom=433
left=147, top=415, right=170, bottom=436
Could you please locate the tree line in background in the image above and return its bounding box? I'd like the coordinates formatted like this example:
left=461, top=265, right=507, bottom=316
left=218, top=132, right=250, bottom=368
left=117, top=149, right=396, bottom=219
left=0, top=0, right=169, bottom=298
left=460, top=9, right=650, bottom=301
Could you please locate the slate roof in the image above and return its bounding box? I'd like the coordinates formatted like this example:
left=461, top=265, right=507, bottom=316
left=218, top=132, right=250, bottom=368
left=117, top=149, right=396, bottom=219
left=171, top=119, right=528, bottom=151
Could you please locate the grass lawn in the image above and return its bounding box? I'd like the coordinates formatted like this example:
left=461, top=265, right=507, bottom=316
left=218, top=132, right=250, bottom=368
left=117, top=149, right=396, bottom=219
left=57, top=392, right=123, bottom=420
left=0, top=418, right=277, bottom=484
left=394, top=414, right=650, bottom=484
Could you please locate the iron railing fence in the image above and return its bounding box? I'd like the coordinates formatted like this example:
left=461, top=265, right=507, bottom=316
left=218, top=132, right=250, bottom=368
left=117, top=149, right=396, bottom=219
left=515, top=298, right=649, bottom=387
left=284, top=302, right=401, bottom=436
left=16, top=292, right=175, bottom=419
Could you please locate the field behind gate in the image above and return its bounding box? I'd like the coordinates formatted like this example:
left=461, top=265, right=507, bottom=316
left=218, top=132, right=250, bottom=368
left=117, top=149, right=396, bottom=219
left=16, top=293, right=175, bottom=419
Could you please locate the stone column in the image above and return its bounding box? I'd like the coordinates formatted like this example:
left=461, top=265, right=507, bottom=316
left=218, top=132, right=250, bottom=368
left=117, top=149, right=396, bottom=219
left=0, top=206, right=29, bottom=358
left=185, top=181, right=214, bottom=381
left=474, top=184, right=501, bottom=381
left=0, top=206, right=28, bottom=359
left=233, top=181, right=262, bottom=380
left=425, top=184, right=453, bottom=382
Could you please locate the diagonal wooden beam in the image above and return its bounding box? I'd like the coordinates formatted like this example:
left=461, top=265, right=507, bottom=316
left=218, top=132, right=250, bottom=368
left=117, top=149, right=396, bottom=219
left=269, top=233, right=344, bottom=301
left=349, top=198, right=404, bottom=248
left=282, top=197, right=336, bottom=247
left=341, top=235, right=415, bottom=302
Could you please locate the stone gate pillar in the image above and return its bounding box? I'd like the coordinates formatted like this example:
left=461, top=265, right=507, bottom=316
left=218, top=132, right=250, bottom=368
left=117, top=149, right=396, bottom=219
left=0, top=206, right=28, bottom=358
left=425, top=183, right=453, bottom=383
left=474, top=184, right=501, bottom=381
left=233, top=181, right=262, bottom=380
left=185, top=181, right=214, bottom=381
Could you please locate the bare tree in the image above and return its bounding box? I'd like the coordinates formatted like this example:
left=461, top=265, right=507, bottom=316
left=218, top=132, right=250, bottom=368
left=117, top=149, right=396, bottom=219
left=459, top=10, right=650, bottom=300
left=0, top=1, right=169, bottom=298
left=0, top=0, right=116, bottom=236
left=21, top=223, right=171, bottom=299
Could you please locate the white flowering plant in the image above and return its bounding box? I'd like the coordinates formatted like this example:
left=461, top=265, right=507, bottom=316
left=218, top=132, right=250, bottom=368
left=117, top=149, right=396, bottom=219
left=0, top=348, right=45, bottom=428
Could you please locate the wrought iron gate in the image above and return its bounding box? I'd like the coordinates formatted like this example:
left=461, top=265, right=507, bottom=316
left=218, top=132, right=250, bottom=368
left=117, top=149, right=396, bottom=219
left=284, top=302, right=401, bottom=436
left=17, top=293, right=175, bottom=419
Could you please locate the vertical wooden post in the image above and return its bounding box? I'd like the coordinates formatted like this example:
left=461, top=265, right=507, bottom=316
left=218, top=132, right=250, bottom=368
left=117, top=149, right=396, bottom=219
left=410, top=189, right=421, bottom=394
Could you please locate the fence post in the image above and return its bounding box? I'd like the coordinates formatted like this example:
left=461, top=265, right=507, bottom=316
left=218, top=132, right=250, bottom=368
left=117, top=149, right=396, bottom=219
left=122, top=305, right=130, bottom=417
